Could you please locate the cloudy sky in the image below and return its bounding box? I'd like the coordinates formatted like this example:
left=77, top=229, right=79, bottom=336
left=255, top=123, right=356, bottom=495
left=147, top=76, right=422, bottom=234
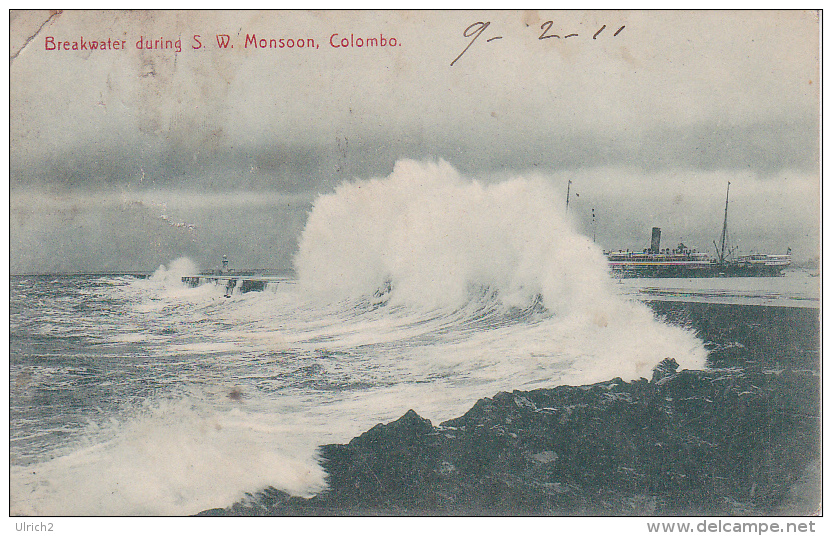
left=9, top=10, right=819, bottom=274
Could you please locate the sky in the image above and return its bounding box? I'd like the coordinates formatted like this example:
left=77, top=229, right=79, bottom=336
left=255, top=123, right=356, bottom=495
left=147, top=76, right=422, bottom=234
left=9, top=10, right=820, bottom=274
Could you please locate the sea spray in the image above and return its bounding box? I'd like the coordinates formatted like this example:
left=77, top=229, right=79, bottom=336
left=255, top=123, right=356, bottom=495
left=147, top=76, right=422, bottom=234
left=135, top=256, right=234, bottom=307
left=295, top=159, right=707, bottom=378
left=295, top=159, right=614, bottom=311
left=150, top=257, right=200, bottom=286
left=10, top=395, right=325, bottom=516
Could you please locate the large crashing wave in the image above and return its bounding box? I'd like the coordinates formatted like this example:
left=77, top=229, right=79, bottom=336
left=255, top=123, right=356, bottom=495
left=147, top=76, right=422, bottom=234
left=295, top=159, right=707, bottom=378
left=296, top=159, right=607, bottom=309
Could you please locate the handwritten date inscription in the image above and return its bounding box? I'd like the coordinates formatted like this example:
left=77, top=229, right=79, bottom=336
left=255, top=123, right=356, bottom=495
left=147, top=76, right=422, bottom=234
left=451, top=21, right=626, bottom=66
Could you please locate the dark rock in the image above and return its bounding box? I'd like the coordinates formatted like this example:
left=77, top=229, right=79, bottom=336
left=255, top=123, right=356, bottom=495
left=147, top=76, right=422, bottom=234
left=199, top=302, right=820, bottom=516
left=316, top=409, right=442, bottom=513
left=651, top=358, right=679, bottom=383
left=202, top=366, right=818, bottom=516
left=195, top=508, right=228, bottom=516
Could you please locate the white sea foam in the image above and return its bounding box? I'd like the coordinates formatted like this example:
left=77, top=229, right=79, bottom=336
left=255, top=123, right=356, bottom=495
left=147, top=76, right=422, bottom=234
left=149, top=257, right=200, bottom=286
left=295, top=159, right=707, bottom=375
left=10, top=395, right=326, bottom=516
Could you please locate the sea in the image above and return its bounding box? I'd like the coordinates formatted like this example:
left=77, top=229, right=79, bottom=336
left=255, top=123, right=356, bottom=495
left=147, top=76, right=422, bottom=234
left=8, top=160, right=820, bottom=515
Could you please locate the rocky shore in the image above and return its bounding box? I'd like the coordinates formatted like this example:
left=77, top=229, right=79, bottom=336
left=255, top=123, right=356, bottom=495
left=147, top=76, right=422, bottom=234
left=199, top=302, right=820, bottom=516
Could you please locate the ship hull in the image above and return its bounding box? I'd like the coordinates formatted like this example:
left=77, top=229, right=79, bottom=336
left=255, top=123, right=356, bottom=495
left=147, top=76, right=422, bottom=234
left=715, top=263, right=789, bottom=278
left=609, top=262, right=788, bottom=278
left=611, top=265, right=719, bottom=278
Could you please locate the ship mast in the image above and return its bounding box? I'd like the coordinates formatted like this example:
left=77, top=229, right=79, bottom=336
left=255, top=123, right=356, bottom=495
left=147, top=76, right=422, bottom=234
left=592, top=207, right=596, bottom=242
left=718, top=181, right=730, bottom=264
left=565, top=180, right=572, bottom=214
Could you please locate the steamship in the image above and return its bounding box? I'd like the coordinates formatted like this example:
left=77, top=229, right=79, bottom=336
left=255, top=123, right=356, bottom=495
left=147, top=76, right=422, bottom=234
left=604, top=183, right=791, bottom=278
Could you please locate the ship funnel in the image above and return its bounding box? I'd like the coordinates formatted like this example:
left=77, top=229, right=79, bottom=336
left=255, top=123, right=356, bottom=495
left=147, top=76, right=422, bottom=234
left=650, top=227, right=661, bottom=254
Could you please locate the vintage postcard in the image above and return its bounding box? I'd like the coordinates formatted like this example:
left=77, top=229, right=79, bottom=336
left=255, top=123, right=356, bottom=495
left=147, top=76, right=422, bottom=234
left=9, top=9, right=820, bottom=525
